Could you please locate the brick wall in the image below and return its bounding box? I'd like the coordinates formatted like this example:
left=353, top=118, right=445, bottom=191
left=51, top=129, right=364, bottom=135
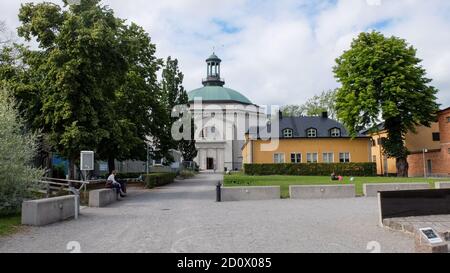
left=408, top=150, right=444, bottom=177
left=408, top=108, right=450, bottom=177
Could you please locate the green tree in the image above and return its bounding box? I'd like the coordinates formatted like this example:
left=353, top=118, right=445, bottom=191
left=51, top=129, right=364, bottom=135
left=97, top=23, right=163, bottom=172
left=282, top=89, right=338, bottom=119
left=178, top=118, right=198, bottom=162
left=0, top=89, right=43, bottom=216
left=16, top=0, right=128, bottom=178
left=160, top=57, right=197, bottom=162
left=333, top=31, right=439, bottom=177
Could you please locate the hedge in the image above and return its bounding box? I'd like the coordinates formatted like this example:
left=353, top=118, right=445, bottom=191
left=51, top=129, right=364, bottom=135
left=99, top=173, right=143, bottom=179
left=244, top=163, right=376, bottom=177
left=143, top=173, right=177, bottom=189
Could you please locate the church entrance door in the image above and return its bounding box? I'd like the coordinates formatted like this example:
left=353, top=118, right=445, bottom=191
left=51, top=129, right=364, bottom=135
left=207, top=158, right=215, bottom=170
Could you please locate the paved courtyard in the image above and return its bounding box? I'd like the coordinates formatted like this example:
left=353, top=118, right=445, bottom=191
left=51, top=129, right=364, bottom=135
left=0, top=173, right=415, bottom=253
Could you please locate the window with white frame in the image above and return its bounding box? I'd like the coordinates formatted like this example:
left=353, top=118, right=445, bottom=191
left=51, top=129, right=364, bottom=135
left=273, top=153, right=285, bottom=164
left=291, top=153, right=302, bottom=164
left=339, top=152, right=351, bottom=163
left=307, top=128, right=317, bottom=138
left=330, top=128, right=341, bottom=137
left=322, top=153, right=334, bottom=163
left=283, top=129, right=294, bottom=138
left=306, top=153, right=318, bottom=163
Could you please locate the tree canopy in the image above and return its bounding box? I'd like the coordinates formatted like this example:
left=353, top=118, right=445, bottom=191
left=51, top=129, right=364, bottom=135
left=160, top=57, right=197, bottom=162
left=333, top=31, right=439, bottom=176
left=0, top=0, right=177, bottom=177
left=282, top=89, right=338, bottom=120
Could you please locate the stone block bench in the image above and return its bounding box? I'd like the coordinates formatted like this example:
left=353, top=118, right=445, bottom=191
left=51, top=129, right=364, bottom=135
left=363, top=183, right=430, bottom=197
left=89, top=189, right=118, bottom=207
left=290, top=185, right=355, bottom=199
left=436, top=182, right=450, bottom=189
left=221, top=186, right=280, bottom=202
left=22, top=195, right=76, bottom=226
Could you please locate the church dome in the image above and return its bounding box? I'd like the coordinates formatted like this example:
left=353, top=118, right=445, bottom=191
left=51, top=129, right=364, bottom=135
left=188, top=86, right=253, bottom=105
left=188, top=53, right=253, bottom=105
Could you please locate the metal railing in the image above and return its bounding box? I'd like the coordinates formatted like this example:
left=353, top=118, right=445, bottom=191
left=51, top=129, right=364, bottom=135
left=34, top=178, right=92, bottom=220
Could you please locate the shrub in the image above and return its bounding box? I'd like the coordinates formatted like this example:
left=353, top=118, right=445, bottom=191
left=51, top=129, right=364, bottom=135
left=179, top=170, right=196, bottom=179
left=244, top=163, right=376, bottom=177
left=0, top=90, right=43, bottom=216
left=98, top=173, right=143, bottom=180
left=115, top=173, right=142, bottom=179
left=143, top=173, right=177, bottom=189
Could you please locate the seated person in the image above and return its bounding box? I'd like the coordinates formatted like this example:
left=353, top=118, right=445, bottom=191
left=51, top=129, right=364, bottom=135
left=331, top=172, right=339, bottom=181
left=106, top=170, right=126, bottom=197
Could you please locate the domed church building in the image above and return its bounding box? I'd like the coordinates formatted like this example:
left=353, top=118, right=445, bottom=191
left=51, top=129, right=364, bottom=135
left=188, top=53, right=262, bottom=172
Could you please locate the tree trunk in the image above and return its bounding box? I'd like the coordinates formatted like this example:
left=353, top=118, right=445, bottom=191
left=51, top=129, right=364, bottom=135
left=68, top=158, right=76, bottom=180
left=396, top=157, right=409, bottom=177
left=108, top=157, right=115, bottom=174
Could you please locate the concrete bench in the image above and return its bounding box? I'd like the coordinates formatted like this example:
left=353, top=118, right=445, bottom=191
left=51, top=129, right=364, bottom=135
left=363, top=183, right=430, bottom=197
left=290, top=185, right=355, bottom=199
left=22, top=195, right=76, bottom=226
left=436, top=182, right=450, bottom=189
left=221, top=186, right=280, bottom=202
left=89, top=189, right=118, bottom=207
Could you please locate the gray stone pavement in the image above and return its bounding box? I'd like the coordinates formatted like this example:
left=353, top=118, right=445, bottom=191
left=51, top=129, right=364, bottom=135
left=0, top=173, right=415, bottom=253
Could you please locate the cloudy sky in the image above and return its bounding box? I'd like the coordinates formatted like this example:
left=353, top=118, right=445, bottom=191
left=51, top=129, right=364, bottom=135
left=1, top=0, right=450, bottom=107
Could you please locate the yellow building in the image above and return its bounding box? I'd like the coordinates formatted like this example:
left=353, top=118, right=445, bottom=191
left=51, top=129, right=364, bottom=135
left=242, top=113, right=372, bottom=165
left=367, top=122, right=441, bottom=176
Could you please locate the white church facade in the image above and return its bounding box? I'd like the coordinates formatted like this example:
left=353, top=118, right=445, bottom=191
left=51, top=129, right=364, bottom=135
left=188, top=54, right=263, bottom=172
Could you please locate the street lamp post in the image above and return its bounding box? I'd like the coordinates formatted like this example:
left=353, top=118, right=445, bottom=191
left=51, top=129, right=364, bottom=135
left=423, top=148, right=428, bottom=179
left=146, top=143, right=150, bottom=175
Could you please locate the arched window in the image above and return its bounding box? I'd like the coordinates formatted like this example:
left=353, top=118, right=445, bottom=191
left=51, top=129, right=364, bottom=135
left=283, top=129, right=293, bottom=138
left=307, top=128, right=317, bottom=138
left=330, top=128, right=341, bottom=137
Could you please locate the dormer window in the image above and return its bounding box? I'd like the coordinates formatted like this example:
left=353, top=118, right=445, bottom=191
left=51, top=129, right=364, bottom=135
left=283, top=129, right=293, bottom=138
left=307, top=128, right=317, bottom=138
left=330, top=128, right=341, bottom=137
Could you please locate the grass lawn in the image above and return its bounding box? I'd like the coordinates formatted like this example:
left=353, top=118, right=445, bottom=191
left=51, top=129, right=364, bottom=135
left=223, top=173, right=448, bottom=198
left=0, top=214, right=22, bottom=237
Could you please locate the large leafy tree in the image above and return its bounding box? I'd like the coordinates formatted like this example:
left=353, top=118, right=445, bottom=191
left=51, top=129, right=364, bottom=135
left=97, top=23, right=163, bottom=172
left=160, top=57, right=197, bottom=162
left=16, top=0, right=128, bottom=178
left=333, top=31, right=439, bottom=177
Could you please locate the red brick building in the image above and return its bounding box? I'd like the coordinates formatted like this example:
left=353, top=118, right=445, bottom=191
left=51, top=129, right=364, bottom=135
left=408, top=107, right=450, bottom=177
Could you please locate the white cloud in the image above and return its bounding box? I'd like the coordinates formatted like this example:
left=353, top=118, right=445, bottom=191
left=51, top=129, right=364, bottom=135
left=1, top=0, right=449, bottom=106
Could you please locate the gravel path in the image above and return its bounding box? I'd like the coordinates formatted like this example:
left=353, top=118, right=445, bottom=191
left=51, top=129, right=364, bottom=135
left=0, top=173, right=414, bottom=253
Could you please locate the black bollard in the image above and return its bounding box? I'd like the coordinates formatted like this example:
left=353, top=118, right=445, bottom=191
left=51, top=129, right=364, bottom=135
left=216, top=181, right=222, bottom=202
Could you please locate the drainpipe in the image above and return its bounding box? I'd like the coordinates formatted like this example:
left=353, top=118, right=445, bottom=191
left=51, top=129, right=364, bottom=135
left=423, top=149, right=428, bottom=178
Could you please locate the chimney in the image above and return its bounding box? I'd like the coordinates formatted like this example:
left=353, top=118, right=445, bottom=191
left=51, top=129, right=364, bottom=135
left=321, top=111, right=328, bottom=119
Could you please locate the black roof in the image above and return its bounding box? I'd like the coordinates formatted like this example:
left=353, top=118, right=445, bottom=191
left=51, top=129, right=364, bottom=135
left=249, top=116, right=368, bottom=138
left=280, top=116, right=363, bottom=138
